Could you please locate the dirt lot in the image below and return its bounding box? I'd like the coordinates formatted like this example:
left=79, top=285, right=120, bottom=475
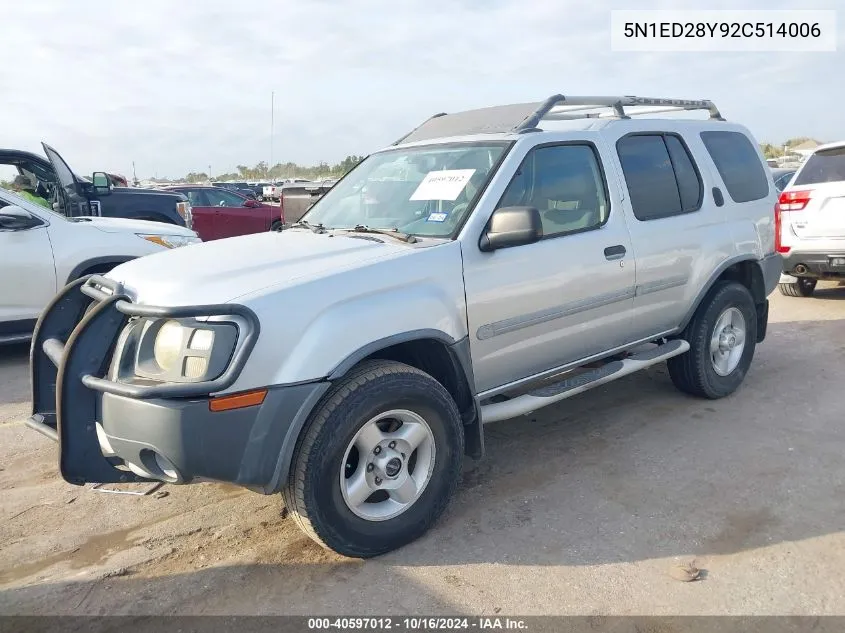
left=2, top=286, right=845, bottom=616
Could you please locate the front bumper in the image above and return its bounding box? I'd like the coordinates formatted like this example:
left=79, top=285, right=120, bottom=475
left=781, top=251, right=845, bottom=279
left=28, top=275, right=328, bottom=493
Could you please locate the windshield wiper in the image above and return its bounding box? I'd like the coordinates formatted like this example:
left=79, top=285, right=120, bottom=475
left=288, top=220, right=326, bottom=234
left=342, top=225, right=418, bottom=244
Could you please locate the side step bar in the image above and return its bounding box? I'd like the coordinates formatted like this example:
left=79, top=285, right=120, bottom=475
left=480, top=339, right=690, bottom=424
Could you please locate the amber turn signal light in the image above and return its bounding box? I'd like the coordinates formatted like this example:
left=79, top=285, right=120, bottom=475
left=209, top=388, right=267, bottom=412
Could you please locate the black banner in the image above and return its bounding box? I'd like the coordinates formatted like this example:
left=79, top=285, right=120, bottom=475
left=1, top=616, right=843, bottom=633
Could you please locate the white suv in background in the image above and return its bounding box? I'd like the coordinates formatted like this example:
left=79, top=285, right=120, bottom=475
left=776, top=141, right=845, bottom=297
left=0, top=188, right=200, bottom=343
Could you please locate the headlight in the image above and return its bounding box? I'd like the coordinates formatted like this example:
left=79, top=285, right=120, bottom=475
left=139, top=234, right=202, bottom=249
left=123, top=318, right=238, bottom=383
left=153, top=320, right=185, bottom=371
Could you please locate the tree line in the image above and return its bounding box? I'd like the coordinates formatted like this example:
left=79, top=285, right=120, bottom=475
left=172, top=137, right=824, bottom=184
left=759, top=137, right=821, bottom=160
left=179, top=155, right=365, bottom=184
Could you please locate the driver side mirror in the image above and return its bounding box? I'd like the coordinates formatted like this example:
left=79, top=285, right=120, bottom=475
left=243, top=199, right=260, bottom=208
left=0, top=205, right=42, bottom=230
left=479, top=206, right=543, bottom=252
left=92, top=172, right=112, bottom=195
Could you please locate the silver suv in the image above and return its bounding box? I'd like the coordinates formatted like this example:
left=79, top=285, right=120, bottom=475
left=776, top=141, right=845, bottom=297
left=28, top=95, right=781, bottom=558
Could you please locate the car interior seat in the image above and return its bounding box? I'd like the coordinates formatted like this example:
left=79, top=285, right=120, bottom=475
left=534, top=163, right=601, bottom=234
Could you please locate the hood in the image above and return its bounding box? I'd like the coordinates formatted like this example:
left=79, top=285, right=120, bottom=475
left=107, top=229, right=427, bottom=306
left=71, top=216, right=197, bottom=236
left=110, top=186, right=184, bottom=199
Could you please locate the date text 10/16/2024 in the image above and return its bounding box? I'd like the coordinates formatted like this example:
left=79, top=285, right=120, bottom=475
left=307, top=617, right=529, bottom=630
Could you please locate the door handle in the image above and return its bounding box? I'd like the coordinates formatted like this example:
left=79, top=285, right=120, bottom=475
left=604, top=245, right=626, bottom=260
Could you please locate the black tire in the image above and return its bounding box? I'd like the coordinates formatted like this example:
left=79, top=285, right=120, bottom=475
left=73, top=263, right=121, bottom=282
left=778, top=278, right=816, bottom=297
left=667, top=281, right=757, bottom=399
left=269, top=220, right=283, bottom=232
left=282, top=359, right=464, bottom=558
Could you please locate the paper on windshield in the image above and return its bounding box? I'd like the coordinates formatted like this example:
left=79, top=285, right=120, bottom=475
left=409, top=169, right=476, bottom=201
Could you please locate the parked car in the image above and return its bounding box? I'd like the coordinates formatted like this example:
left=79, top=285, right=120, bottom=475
left=261, top=183, right=279, bottom=201
left=105, top=173, right=129, bottom=187
left=0, top=187, right=199, bottom=344
left=0, top=143, right=192, bottom=227
left=252, top=183, right=273, bottom=200
left=213, top=181, right=257, bottom=200
left=262, top=179, right=313, bottom=202
left=771, top=167, right=796, bottom=193
left=162, top=185, right=283, bottom=240
left=775, top=140, right=845, bottom=297
left=29, top=94, right=780, bottom=558
left=278, top=179, right=337, bottom=224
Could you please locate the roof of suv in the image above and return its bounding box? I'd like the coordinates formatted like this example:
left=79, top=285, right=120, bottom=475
left=391, top=94, right=724, bottom=149
left=812, top=140, right=845, bottom=152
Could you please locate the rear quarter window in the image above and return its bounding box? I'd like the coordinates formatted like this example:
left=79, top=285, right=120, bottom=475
left=793, top=147, right=845, bottom=185
left=700, top=130, right=769, bottom=203
left=615, top=133, right=702, bottom=221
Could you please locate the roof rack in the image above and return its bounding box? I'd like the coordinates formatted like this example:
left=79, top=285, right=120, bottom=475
left=394, top=94, right=724, bottom=145
left=519, top=94, right=724, bottom=130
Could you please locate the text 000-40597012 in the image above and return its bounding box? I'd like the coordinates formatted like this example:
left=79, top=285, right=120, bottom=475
left=306, top=617, right=530, bottom=630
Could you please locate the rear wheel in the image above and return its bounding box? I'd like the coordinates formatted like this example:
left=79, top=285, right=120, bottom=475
left=283, top=360, right=464, bottom=558
left=778, top=277, right=816, bottom=297
left=668, top=281, right=757, bottom=399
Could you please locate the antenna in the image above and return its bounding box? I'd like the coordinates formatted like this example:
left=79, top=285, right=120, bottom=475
left=270, top=91, right=275, bottom=176
left=132, top=161, right=138, bottom=186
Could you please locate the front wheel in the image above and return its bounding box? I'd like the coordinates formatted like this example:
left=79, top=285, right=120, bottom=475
left=282, top=360, right=464, bottom=558
left=667, top=281, right=757, bottom=399
left=778, top=277, right=816, bottom=297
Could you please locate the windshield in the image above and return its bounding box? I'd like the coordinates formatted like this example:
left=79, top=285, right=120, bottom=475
left=794, top=147, right=845, bottom=185
left=301, top=142, right=511, bottom=237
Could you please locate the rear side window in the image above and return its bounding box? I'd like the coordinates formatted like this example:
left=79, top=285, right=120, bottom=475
left=793, top=147, right=845, bottom=185
left=700, top=131, right=769, bottom=203
left=616, top=134, right=702, bottom=221
left=665, top=135, right=702, bottom=211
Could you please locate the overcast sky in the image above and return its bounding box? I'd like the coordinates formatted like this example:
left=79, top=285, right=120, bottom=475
left=3, top=0, right=842, bottom=179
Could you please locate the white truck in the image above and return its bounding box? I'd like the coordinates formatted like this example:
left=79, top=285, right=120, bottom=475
left=262, top=179, right=312, bottom=202
left=29, top=94, right=781, bottom=558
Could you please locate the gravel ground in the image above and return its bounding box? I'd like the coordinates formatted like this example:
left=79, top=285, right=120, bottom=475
left=1, top=285, right=844, bottom=615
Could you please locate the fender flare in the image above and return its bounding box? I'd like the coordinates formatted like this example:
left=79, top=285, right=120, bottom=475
left=265, top=329, right=481, bottom=494
left=65, top=256, right=135, bottom=285
left=328, top=329, right=483, bottom=457
left=327, top=328, right=458, bottom=380
left=677, top=255, right=769, bottom=333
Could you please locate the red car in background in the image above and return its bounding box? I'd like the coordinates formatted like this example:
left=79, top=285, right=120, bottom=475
left=162, top=185, right=283, bottom=241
